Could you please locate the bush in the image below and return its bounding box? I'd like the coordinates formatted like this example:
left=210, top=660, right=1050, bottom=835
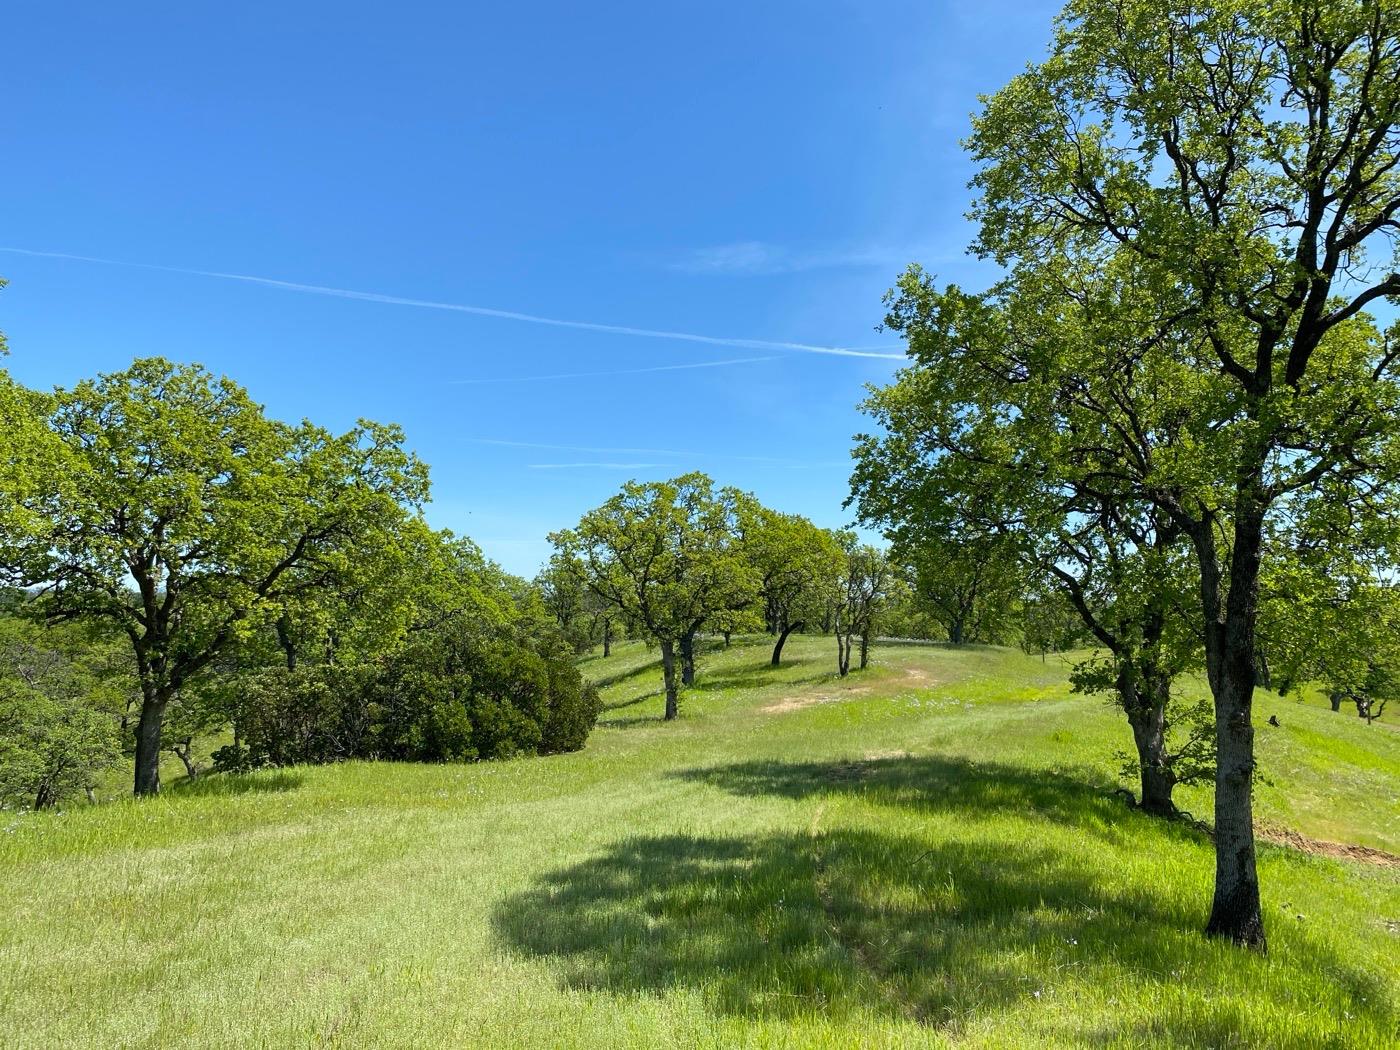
left=224, top=626, right=602, bottom=770
left=540, top=652, right=602, bottom=754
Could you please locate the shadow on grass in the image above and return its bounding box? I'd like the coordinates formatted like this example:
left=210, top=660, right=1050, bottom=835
left=494, top=757, right=1394, bottom=1044
left=675, top=754, right=1135, bottom=838
left=167, top=770, right=305, bottom=797
left=602, top=689, right=661, bottom=712
left=692, top=657, right=836, bottom=694
left=586, top=657, right=664, bottom=690
left=596, top=714, right=673, bottom=730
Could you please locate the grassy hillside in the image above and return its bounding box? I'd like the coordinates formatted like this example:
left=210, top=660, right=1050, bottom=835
left=2, top=636, right=1397, bottom=1048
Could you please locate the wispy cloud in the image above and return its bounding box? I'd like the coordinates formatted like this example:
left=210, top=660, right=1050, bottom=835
left=527, top=462, right=667, bottom=470
left=669, top=239, right=957, bottom=276
left=0, top=246, right=905, bottom=360
left=449, top=355, right=777, bottom=384
left=475, top=438, right=691, bottom=456
left=470, top=438, right=846, bottom=470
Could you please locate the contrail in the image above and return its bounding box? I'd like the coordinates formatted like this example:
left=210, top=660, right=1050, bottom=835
left=471, top=437, right=847, bottom=469
left=527, top=462, right=668, bottom=470
left=450, top=355, right=777, bottom=384
left=0, top=246, right=906, bottom=360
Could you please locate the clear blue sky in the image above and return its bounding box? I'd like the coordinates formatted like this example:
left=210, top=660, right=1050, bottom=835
left=1, top=1, right=1059, bottom=575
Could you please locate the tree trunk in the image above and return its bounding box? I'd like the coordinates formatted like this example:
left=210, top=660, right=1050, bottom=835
left=173, top=739, right=199, bottom=780
left=133, top=690, right=168, bottom=797
left=602, top=619, right=612, bottom=658
left=1202, top=509, right=1266, bottom=950
left=1125, top=688, right=1175, bottom=817
left=722, top=630, right=731, bottom=648
left=276, top=616, right=298, bottom=671
left=659, top=638, right=679, bottom=721
left=1329, top=690, right=1343, bottom=712
left=34, top=781, right=57, bottom=811
left=1114, top=660, right=1177, bottom=816
left=771, top=620, right=804, bottom=666
left=859, top=628, right=871, bottom=670
left=1206, top=670, right=1264, bottom=948
left=679, top=630, right=697, bottom=687
left=836, top=632, right=851, bottom=677
left=948, top=618, right=965, bottom=646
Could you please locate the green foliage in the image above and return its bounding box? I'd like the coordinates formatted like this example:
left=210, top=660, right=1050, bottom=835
left=899, top=530, right=1022, bottom=645
left=833, top=541, right=897, bottom=674
left=218, top=600, right=600, bottom=770
left=215, top=665, right=362, bottom=771
left=0, top=616, right=125, bottom=810
left=535, top=554, right=593, bottom=652
left=2, top=357, right=431, bottom=794
left=0, top=369, right=65, bottom=568
left=1018, top=587, right=1086, bottom=657
left=734, top=497, right=845, bottom=638
left=552, top=473, right=757, bottom=646
left=552, top=473, right=758, bottom=712
left=1260, top=505, right=1400, bottom=721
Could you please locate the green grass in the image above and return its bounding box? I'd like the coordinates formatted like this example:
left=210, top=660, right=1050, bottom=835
left=2, top=636, right=1398, bottom=1048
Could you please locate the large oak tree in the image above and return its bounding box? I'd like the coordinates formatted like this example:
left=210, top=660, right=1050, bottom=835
left=734, top=497, right=845, bottom=666
left=9, top=358, right=428, bottom=795
left=551, top=473, right=755, bottom=719
left=942, top=0, right=1400, bottom=946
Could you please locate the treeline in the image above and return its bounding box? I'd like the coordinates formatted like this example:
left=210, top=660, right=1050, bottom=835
left=544, top=474, right=900, bottom=718
left=0, top=356, right=599, bottom=809
left=539, top=475, right=1093, bottom=689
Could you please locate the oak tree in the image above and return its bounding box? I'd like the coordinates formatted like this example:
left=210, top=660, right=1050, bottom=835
left=952, top=0, right=1400, bottom=946
left=551, top=473, right=755, bottom=718
left=9, top=358, right=428, bottom=795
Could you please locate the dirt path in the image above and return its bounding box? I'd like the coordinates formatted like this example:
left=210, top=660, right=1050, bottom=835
left=1257, top=822, right=1400, bottom=868
left=761, top=686, right=871, bottom=714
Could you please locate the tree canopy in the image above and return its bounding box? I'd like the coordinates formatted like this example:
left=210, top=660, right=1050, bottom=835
left=890, top=0, right=1400, bottom=948
left=6, top=358, right=430, bottom=794
left=551, top=473, right=756, bottom=718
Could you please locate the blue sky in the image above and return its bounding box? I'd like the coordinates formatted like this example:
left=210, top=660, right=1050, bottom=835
left=1, top=1, right=1060, bottom=575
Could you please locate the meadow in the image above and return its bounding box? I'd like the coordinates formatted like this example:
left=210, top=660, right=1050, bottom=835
left=2, top=635, right=1397, bottom=1048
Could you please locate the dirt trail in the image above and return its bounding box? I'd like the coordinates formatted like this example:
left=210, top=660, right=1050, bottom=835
left=761, top=663, right=942, bottom=714
left=1257, top=822, right=1400, bottom=868
left=761, top=686, right=871, bottom=714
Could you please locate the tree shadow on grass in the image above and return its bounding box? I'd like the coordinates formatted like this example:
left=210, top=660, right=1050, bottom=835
left=595, top=714, right=673, bottom=730
left=587, top=657, right=663, bottom=691
left=494, top=758, right=1394, bottom=1045
left=167, top=770, right=304, bottom=797
left=602, top=689, right=661, bottom=712
left=693, top=658, right=837, bottom=694
left=674, top=754, right=1141, bottom=843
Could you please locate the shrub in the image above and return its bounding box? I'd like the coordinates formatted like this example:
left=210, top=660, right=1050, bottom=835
left=224, top=626, right=602, bottom=769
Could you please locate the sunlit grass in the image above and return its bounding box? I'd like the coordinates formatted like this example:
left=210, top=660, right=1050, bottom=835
left=2, top=635, right=1397, bottom=1047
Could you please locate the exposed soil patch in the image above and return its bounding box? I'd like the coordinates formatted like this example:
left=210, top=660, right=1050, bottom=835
left=1257, top=822, right=1400, bottom=868
left=761, top=686, right=871, bottom=714
left=760, top=664, right=943, bottom=714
